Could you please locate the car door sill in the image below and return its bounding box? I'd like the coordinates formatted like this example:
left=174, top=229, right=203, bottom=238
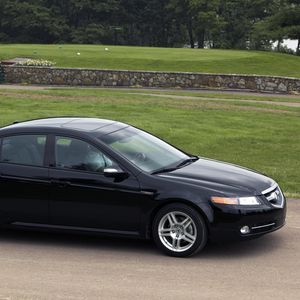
left=9, top=222, right=140, bottom=237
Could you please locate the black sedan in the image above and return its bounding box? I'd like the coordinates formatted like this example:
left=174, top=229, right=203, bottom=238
left=0, top=118, right=286, bottom=257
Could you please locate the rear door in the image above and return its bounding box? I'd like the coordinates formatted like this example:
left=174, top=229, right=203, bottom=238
left=0, top=134, right=50, bottom=224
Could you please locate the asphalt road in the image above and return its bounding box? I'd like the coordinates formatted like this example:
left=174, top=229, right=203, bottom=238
left=0, top=199, right=299, bottom=300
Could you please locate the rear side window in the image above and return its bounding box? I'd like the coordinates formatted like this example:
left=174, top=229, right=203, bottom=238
left=1, top=135, right=46, bottom=167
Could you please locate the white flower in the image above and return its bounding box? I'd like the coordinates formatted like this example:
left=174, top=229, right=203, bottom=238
left=17, top=59, right=56, bottom=67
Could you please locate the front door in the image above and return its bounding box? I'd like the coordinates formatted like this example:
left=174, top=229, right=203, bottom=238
left=49, top=136, right=143, bottom=234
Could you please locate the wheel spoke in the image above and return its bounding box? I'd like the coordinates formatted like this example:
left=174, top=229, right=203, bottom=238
left=168, top=212, right=177, bottom=226
left=159, top=228, right=171, bottom=237
left=172, top=238, right=180, bottom=250
left=183, top=232, right=196, bottom=244
left=181, top=217, right=192, bottom=229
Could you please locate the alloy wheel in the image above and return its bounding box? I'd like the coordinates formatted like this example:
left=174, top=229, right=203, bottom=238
left=158, top=211, right=197, bottom=253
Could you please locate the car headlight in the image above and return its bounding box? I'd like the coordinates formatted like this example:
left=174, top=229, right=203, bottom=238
left=211, top=196, right=260, bottom=206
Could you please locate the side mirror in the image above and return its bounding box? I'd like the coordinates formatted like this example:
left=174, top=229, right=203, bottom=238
left=103, top=168, right=128, bottom=179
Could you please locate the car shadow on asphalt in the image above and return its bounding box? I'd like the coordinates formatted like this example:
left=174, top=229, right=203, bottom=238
left=200, top=234, right=283, bottom=259
left=0, top=228, right=284, bottom=259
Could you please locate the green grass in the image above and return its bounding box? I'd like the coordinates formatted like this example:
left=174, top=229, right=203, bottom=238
left=0, top=87, right=299, bottom=197
left=1, top=44, right=300, bottom=78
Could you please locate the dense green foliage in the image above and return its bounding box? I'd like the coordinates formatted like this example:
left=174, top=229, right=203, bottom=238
left=0, top=87, right=299, bottom=196
left=1, top=44, right=300, bottom=77
left=0, top=0, right=299, bottom=53
left=253, top=0, right=300, bottom=53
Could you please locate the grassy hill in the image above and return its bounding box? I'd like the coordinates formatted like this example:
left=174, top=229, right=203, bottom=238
left=0, top=44, right=300, bottom=78
left=0, top=87, right=299, bottom=197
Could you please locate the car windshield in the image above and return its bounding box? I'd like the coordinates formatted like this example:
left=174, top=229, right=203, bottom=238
left=100, top=127, right=190, bottom=173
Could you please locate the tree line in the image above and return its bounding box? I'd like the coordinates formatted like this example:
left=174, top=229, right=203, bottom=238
left=0, top=0, right=299, bottom=54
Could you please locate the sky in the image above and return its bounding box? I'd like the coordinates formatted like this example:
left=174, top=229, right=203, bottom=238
left=282, top=39, right=298, bottom=50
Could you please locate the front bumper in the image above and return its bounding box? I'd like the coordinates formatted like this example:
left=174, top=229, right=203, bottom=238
left=209, top=195, right=287, bottom=242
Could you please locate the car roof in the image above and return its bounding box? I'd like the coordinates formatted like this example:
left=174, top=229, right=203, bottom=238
left=0, top=117, right=129, bottom=136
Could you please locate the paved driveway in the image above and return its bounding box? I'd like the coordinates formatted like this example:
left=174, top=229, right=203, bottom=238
left=0, top=199, right=299, bottom=300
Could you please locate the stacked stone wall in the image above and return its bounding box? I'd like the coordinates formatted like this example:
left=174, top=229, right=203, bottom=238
left=2, top=66, right=300, bottom=94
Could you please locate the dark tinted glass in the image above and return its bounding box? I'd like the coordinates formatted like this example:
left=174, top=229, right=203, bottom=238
left=1, top=135, right=46, bottom=167
left=55, top=136, right=117, bottom=173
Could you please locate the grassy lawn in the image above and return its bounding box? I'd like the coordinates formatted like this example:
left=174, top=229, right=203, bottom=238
left=0, top=87, right=299, bottom=197
left=0, top=44, right=300, bottom=78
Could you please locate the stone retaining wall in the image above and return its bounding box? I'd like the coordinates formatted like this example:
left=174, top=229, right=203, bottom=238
left=2, top=65, right=300, bottom=94
left=0, top=64, right=5, bottom=83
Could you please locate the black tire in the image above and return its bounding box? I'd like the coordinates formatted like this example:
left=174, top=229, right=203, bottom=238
left=152, top=203, right=208, bottom=257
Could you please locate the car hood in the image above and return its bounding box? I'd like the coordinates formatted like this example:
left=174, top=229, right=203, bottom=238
left=159, top=158, right=275, bottom=196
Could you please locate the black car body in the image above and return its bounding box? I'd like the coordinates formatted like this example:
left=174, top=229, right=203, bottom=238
left=0, top=118, right=286, bottom=257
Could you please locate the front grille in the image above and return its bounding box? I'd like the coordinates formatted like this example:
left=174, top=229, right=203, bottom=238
left=262, top=184, right=285, bottom=208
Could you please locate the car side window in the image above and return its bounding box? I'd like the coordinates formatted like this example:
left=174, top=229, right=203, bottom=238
left=55, top=136, right=117, bottom=173
left=0, top=135, right=46, bottom=167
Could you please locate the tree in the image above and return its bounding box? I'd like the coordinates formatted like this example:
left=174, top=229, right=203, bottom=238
left=0, top=0, right=298, bottom=53
left=168, top=0, right=222, bottom=48
left=279, top=0, right=300, bottom=54
left=66, top=0, right=120, bottom=44
left=191, top=0, right=221, bottom=48
left=167, top=0, right=196, bottom=48
left=254, top=0, right=300, bottom=54
left=213, top=0, right=275, bottom=49
left=0, top=0, right=66, bottom=43
left=116, top=0, right=184, bottom=47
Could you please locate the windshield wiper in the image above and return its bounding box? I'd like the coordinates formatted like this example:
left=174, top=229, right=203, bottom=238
left=152, top=156, right=199, bottom=175
left=175, top=156, right=199, bottom=168
left=152, top=167, right=179, bottom=175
